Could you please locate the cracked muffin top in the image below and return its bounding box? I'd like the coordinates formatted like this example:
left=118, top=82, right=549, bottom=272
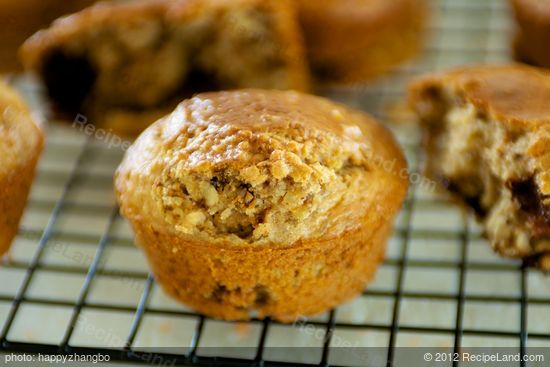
left=0, top=81, right=43, bottom=178
left=115, top=89, right=408, bottom=246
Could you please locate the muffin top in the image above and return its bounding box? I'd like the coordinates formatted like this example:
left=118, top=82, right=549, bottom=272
left=409, top=64, right=550, bottom=127
left=0, top=81, right=43, bottom=178
left=116, top=89, right=407, bottom=246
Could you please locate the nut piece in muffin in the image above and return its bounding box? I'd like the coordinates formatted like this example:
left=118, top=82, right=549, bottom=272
left=20, top=0, right=310, bottom=136
left=296, top=0, right=428, bottom=84
left=409, top=65, right=550, bottom=269
left=115, top=89, right=408, bottom=321
left=510, top=0, right=550, bottom=69
left=0, top=81, right=44, bottom=256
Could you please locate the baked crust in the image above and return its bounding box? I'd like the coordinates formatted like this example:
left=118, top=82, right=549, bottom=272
left=297, top=0, right=428, bottom=84
left=20, top=0, right=310, bottom=136
left=0, top=81, right=44, bottom=256
left=510, top=0, right=550, bottom=69
left=411, top=65, right=550, bottom=130
left=115, top=89, right=408, bottom=320
left=409, top=65, right=550, bottom=269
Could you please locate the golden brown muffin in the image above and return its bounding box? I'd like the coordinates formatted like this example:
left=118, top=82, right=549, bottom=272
left=115, top=89, right=408, bottom=321
left=0, top=0, right=97, bottom=72
left=409, top=65, right=550, bottom=270
left=0, top=81, right=44, bottom=256
left=20, top=0, right=311, bottom=137
left=297, top=0, right=428, bottom=85
left=510, top=0, right=550, bottom=69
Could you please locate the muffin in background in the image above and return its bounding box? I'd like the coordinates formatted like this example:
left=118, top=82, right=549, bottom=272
left=115, top=89, right=408, bottom=321
left=0, top=0, right=97, bottom=72
left=510, top=0, right=550, bottom=69
left=297, top=0, right=428, bottom=84
left=20, top=0, right=310, bottom=137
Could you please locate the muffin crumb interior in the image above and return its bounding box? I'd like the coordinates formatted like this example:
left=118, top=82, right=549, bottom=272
left=38, top=2, right=300, bottom=116
left=415, top=87, right=550, bottom=259
left=152, top=103, right=372, bottom=245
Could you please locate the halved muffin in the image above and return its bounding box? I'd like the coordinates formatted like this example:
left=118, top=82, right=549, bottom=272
left=0, top=81, right=44, bottom=256
left=115, top=89, right=408, bottom=321
left=20, top=0, right=310, bottom=136
left=409, top=65, right=550, bottom=269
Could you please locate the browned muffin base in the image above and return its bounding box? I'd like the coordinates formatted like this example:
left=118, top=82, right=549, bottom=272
left=513, top=33, right=550, bottom=69
left=0, top=153, right=41, bottom=256
left=132, top=215, right=390, bottom=322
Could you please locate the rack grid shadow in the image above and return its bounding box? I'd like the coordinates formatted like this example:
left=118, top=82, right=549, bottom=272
left=1, top=0, right=549, bottom=366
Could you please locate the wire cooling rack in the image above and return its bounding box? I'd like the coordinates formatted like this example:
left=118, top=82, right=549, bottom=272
left=1, top=0, right=549, bottom=366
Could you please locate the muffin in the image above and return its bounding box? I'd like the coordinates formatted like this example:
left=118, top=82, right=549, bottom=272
left=0, top=81, right=44, bottom=256
left=409, top=65, right=550, bottom=270
left=0, top=0, right=96, bottom=72
left=296, top=0, right=428, bottom=85
left=20, top=0, right=310, bottom=136
left=510, top=0, right=550, bottom=69
left=115, top=89, right=408, bottom=321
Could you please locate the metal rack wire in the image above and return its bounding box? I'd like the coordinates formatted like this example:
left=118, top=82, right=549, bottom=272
left=1, top=0, right=548, bottom=366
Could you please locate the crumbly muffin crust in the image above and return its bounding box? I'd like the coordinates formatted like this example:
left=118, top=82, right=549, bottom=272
left=20, top=0, right=310, bottom=136
left=297, top=0, right=428, bottom=84
left=409, top=65, right=550, bottom=269
left=0, top=81, right=44, bottom=256
left=116, top=89, right=408, bottom=320
left=153, top=99, right=372, bottom=245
